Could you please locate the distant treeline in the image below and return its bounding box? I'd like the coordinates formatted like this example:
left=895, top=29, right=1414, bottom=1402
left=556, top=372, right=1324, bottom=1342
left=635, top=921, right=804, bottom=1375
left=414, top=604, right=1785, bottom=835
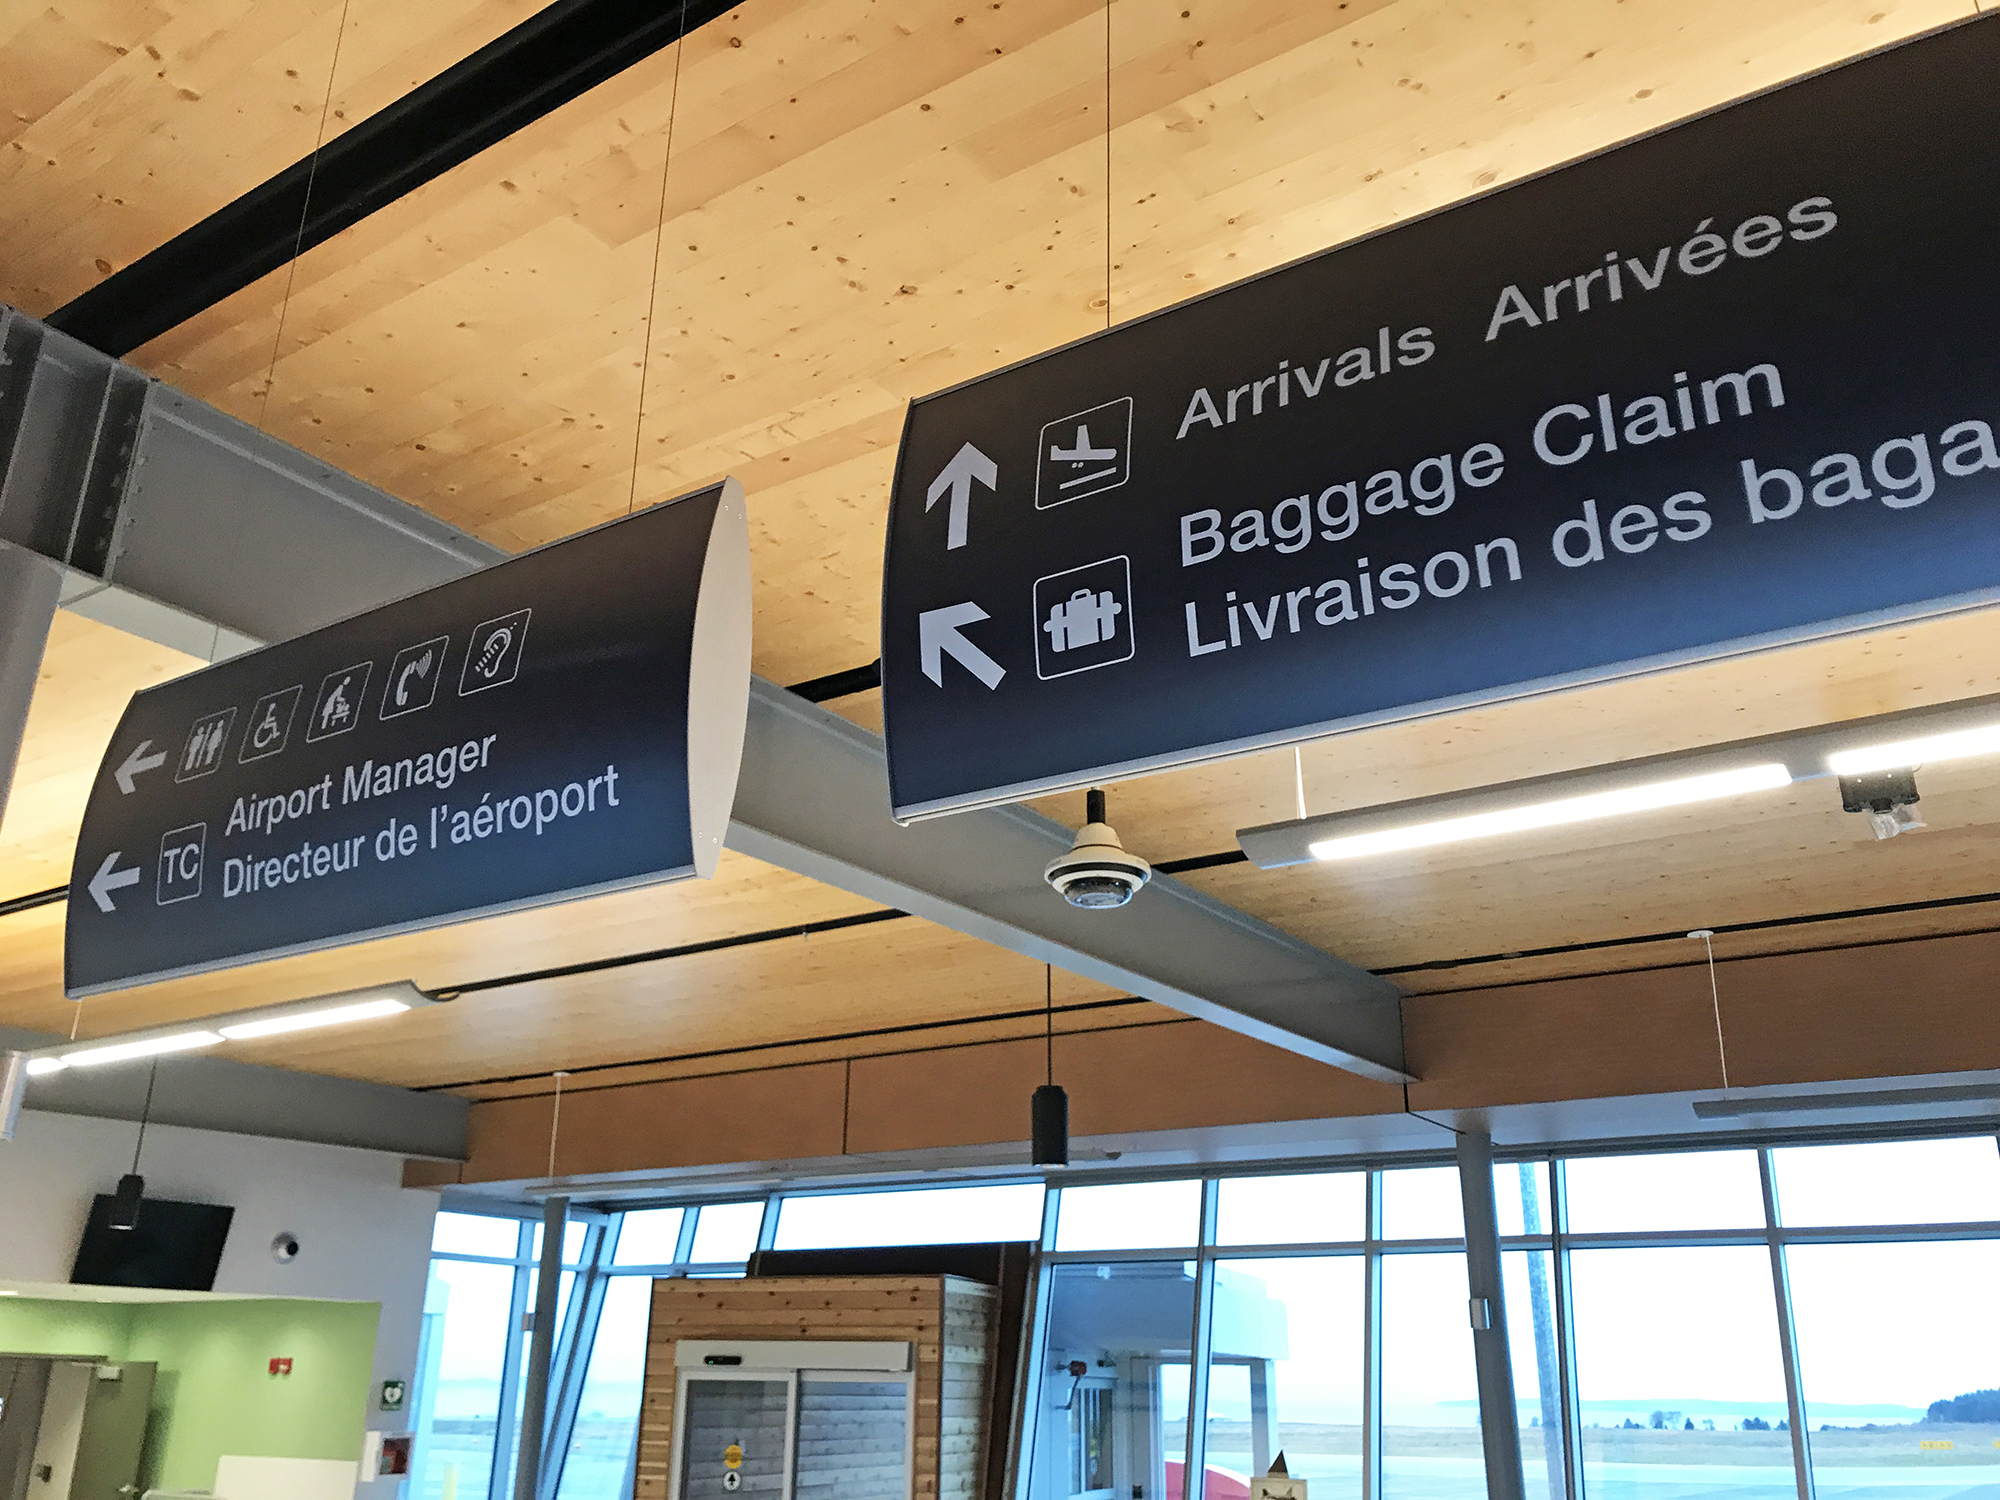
left=1928, top=1390, right=2000, bottom=1424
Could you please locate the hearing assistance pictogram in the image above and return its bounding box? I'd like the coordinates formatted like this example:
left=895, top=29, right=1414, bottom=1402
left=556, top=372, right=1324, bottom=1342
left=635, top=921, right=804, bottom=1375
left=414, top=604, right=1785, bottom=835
left=459, top=609, right=530, bottom=697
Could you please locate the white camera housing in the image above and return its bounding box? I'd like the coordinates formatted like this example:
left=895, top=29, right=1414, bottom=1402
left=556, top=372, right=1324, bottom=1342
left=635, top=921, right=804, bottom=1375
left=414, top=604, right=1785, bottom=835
left=270, top=1232, right=300, bottom=1264
left=1045, top=791, right=1151, bottom=909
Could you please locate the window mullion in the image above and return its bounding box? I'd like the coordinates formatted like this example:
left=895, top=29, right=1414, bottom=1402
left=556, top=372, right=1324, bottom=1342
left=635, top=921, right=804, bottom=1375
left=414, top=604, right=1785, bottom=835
left=1182, top=1180, right=1220, bottom=1500
left=1363, top=1170, right=1383, bottom=1500
left=1759, top=1150, right=1817, bottom=1500
left=1548, top=1159, right=1585, bottom=1500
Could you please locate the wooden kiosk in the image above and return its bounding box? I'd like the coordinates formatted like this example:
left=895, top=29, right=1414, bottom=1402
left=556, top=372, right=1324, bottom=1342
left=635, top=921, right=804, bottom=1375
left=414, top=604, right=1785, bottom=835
left=635, top=1275, right=999, bottom=1500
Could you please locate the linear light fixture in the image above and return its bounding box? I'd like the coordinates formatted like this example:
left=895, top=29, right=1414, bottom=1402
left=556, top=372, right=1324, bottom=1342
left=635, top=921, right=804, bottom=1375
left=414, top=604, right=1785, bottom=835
left=1691, top=1081, right=2000, bottom=1119
left=23, top=983, right=432, bottom=1077
left=1240, top=690, right=2000, bottom=868
left=1825, top=723, right=2000, bottom=776
left=1306, top=764, right=1792, bottom=862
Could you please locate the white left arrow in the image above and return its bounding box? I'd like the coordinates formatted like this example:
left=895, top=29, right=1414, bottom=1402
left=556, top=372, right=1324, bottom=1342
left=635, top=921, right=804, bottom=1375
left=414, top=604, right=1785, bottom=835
left=925, top=442, right=998, bottom=551
left=919, top=603, right=1006, bottom=689
left=114, top=739, right=167, bottom=795
left=86, top=852, right=141, bottom=913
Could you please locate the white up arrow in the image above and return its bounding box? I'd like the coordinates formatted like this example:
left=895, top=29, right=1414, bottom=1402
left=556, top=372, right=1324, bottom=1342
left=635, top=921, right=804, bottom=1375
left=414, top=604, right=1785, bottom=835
left=919, top=603, right=1006, bottom=689
left=86, top=851, right=141, bottom=913
left=113, top=739, right=167, bottom=795
left=924, top=442, right=997, bottom=551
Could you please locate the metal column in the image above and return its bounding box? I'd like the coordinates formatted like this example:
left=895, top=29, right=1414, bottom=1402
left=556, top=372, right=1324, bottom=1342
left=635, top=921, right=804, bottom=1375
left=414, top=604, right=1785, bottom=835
left=0, top=542, right=58, bottom=830
left=1458, top=1128, right=1527, bottom=1500
left=514, top=1196, right=569, bottom=1500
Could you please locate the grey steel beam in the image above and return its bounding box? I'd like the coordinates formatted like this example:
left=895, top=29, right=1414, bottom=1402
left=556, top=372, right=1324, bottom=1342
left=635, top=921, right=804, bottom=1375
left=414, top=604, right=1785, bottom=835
left=1458, top=1127, right=1527, bottom=1500
left=728, top=680, right=1409, bottom=1080
left=0, top=1023, right=467, bottom=1158
left=0, top=543, right=59, bottom=830
left=0, top=302, right=1409, bottom=1082
left=0, top=305, right=504, bottom=641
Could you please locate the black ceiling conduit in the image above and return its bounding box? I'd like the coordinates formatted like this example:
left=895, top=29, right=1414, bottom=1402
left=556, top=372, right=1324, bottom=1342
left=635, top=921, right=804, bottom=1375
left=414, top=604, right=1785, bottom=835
left=48, top=0, right=739, bottom=357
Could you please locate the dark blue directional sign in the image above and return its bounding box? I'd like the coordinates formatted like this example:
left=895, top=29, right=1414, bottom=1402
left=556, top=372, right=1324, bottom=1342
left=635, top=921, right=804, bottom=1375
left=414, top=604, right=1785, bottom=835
left=881, top=18, right=2000, bottom=820
left=66, top=481, right=750, bottom=996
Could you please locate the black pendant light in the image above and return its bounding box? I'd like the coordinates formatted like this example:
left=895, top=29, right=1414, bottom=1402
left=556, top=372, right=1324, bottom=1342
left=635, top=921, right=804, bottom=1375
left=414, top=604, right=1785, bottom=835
left=108, top=1059, right=159, bottom=1231
left=1031, top=964, right=1068, bottom=1167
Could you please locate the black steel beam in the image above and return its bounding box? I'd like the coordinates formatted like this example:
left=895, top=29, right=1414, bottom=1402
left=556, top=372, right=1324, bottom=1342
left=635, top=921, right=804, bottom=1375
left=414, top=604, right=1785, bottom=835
left=48, top=0, right=736, bottom=357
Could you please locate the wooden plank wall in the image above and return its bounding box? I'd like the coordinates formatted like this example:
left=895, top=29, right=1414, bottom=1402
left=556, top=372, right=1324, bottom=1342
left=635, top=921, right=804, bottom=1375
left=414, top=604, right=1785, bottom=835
left=637, top=1275, right=998, bottom=1500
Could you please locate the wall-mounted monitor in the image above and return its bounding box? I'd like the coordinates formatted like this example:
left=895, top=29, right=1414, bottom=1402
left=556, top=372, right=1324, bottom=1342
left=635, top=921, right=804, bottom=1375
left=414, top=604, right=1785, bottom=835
left=71, top=1196, right=234, bottom=1291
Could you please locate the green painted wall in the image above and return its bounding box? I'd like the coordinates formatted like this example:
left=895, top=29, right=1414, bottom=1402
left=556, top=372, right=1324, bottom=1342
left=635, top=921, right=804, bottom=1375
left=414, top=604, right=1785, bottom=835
left=0, top=1297, right=378, bottom=1488
left=0, top=1298, right=134, bottom=1361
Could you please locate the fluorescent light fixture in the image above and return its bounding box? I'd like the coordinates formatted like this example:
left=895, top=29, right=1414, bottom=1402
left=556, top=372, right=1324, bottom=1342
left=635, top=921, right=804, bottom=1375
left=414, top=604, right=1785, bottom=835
left=1693, top=1081, right=2000, bottom=1119
left=1305, top=763, right=1792, bottom=861
left=1825, top=722, right=2000, bottom=776
left=62, top=1031, right=223, bottom=1067
left=218, top=995, right=414, bottom=1040
left=20, top=983, right=432, bottom=1076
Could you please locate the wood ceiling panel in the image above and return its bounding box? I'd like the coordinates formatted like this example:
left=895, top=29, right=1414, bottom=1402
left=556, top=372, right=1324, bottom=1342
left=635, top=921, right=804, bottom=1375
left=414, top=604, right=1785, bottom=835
left=4, top=0, right=1991, bottom=1101
left=1024, top=604, right=2000, bottom=857
left=1175, top=750, right=2000, bottom=980
left=133, top=916, right=1124, bottom=1092
left=0, top=844, right=886, bottom=1042
left=0, top=610, right=202, bottom=900
left=120, top=0, right=1969, bottom=687
left=0, top=0, right=538, bottom=315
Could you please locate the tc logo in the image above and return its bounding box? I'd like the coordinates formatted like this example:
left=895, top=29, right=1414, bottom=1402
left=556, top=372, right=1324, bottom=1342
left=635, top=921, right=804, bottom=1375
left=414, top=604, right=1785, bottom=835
left=157, top=823, right=207, bottom=906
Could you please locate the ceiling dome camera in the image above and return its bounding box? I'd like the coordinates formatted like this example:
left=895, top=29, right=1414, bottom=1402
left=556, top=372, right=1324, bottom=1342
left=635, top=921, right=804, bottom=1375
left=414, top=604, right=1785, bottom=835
left=270, top=1232, right=300, bottom=1264
left=1045, top=789, right=1151, bottom=909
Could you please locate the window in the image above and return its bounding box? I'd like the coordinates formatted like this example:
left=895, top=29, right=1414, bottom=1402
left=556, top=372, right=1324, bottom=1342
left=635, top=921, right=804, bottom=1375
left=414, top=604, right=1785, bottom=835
left=555, top=1276, right=655, bottom=1500
left=1788, top=1240, right=2000, bottom=1500
left=688, top=1201, right=765, bottom=1263
left=1028, top=1262, right=1198, bottom=1500
left=1564, top=1150, right=1765, bottom=1233
left=428, top=1131, right=2000, bottom=1500
left=1569, top=1246, right=1795, bottom=1500
left=1771, top=1137, right=2000, bottom=1226
left=611, top=1208, right=685, bottom=1268
left=417, top=1258, right=518, bottom=1500
left=775, top=1182, right=1045, bottom=1248
left=1380, top=1252, right=1482, bottom=1500
left=1381, top=1167, right=1463, bottom=1241
left=1055, top=1180, right=1201, bottom=1251
left=1205, top=1257, right=1364, bottom=1500
left=1215, top=1173, right=1364, bottom=1247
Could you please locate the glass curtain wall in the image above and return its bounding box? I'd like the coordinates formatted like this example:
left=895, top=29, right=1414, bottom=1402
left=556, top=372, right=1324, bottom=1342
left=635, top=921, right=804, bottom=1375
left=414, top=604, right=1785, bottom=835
left=412, top=1132, right=2000, bottom=1500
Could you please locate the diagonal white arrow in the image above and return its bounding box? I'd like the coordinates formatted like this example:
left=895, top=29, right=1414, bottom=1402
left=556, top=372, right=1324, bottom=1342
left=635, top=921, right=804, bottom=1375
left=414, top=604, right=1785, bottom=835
left=86, top=851, right=141, bottom=913
left=114, top=739, right=167, bottom=795
left=924, top=442, right=998, bottom=551
left=919, top=603, right=1006, bottom=690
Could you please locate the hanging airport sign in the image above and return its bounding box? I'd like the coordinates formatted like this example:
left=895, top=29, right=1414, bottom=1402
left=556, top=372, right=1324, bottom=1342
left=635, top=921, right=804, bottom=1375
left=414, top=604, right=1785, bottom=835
left=880, top=18, right=2000, bottom=820
left=65, top=481, right=751, bottom=996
